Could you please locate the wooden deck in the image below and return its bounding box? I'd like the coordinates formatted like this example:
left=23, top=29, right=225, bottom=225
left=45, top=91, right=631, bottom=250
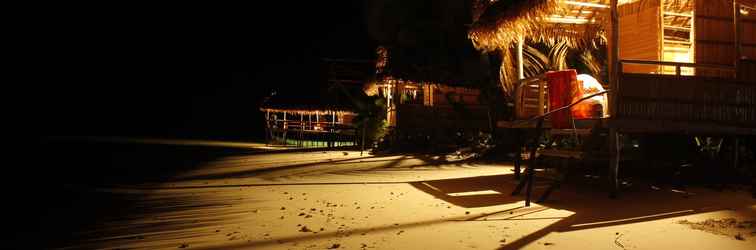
left=499, top=62, right=756, bottom=205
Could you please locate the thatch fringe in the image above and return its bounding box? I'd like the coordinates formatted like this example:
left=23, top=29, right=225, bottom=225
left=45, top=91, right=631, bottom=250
left=470, top=0, right=753, bottom=96
left=469, top=0, right=558, bottom=53
left=259, top=107, right=356, bottom=116
left=469, top=0, right=609, bottom=95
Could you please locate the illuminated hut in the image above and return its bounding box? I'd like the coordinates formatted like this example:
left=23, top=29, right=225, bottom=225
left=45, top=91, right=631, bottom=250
left=364, top=46, right=491, bottom=148
left=468, top=0, right=756, bottom=201
left=260, top=58, right=376, bottom=148
left=260, top=84, right=364, bottom=148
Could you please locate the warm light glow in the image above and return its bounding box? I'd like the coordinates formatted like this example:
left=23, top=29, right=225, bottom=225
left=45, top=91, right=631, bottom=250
left=571, top=210, right=695, bottom=228
left=447, top=190, right=503, bottom=197
left=546, top=16, right=594, bottom=24
left=571, top=74, right=607, bottom=119
left=662, top=48, right=694, bottom=75
left=563, top=1, right=609, bottom=9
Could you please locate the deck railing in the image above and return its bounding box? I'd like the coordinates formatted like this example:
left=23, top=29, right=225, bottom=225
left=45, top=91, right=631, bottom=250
left=513, top=75, right=549, bottom=120
left=620, top=59, right=736, bottom=77
left=265, top=119, right=358, bottom=147
left=617, top=60, right=756, bottom=126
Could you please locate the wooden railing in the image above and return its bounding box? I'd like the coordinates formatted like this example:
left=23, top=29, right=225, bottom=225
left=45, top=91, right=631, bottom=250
left=513, top=75, right=549, bottom=120
left=395, top=104, right=489, bottom=130
left=617, top=60, right=756, bottom=127
left=511, top=90, right=610, bottom=207
left=620, top=59, right=736, bottom=76
left=265, top=119, right=358, bottom=147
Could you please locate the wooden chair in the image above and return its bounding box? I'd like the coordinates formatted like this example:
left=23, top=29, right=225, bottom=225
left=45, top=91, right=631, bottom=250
left=510, top=90, right=610, bottom=206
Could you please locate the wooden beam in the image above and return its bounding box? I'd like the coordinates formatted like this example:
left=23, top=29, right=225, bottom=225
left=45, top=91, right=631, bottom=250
left=610, top=0, right=619, bottom=118
left=664, top=11, right=693, bottom=17
left=537, top=80, right=545, bottom=116
left=564, top=1, right=609, bottom=9
left=696, top=14, right=756, bottom=23
left=662, top=25, right=692, bottom=31
left=734, top=1, right=742, bottom=77
left=608, top=129, right=620, bottom=198
left=517, top=36, right=525, bottom=80
left=697, top=39, right=756, bottom=47
left=609, top=1, right=620, bottom=198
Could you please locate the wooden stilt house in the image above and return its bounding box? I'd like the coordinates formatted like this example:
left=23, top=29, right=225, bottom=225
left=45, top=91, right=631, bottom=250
left=260, top=94, right=359, bottom=148
left=260, top=58, right=376, bottom=148
left=468, top=0, right=756, bottom=204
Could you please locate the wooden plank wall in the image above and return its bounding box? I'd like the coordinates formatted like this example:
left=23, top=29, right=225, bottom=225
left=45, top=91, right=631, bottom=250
left=617, top=73, right=756, bottom=126
left=744, top=8, right=756, bottom=59
left=695, top=0, right=756, bottom=78
left=619, top=0, right=662, bottom=73
left=737, top=0, right=756, bottom=59
left=740, top=59, right=756, bottom=82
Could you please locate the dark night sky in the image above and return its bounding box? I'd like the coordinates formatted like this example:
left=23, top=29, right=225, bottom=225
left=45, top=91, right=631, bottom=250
left=23, top=2, right=376, bottom=139
left=20, top=1, right=480, bottom=140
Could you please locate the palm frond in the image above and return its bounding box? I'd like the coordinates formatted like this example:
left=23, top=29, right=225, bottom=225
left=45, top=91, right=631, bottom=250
left=523, top=44, right=550, bottom=76
left=579, top=50, right=603, bottom=77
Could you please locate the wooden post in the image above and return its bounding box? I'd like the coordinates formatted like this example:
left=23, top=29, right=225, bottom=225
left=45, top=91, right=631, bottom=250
left=537, top=80, right=545, bottom=116
left=300, top=114, right=304, bottom=147
left=608, top=0, right=620, bottom=199
left=608, top=128, right=620, bottom=198
left=283, top=111, right=288, bottom=146
left=513, top=130, right=522, bottom=180
left=517, top=35, right=525, bottom=80
left=361, top=118, right=367, bottom=156
left=733, top=137, right=740, bottom=171
left=330, top=111, right=336, bottom=148
left=734, top=1, right=741, bottom=78
left=524, top=118, right=544, bottom=207
left=610, top=0, right=620, bottom=118
left=265, top=110, right=270, bottom=146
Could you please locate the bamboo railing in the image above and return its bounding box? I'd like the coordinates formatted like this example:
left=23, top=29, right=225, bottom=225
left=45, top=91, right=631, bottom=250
left=617, top=60, right=756, bottom=128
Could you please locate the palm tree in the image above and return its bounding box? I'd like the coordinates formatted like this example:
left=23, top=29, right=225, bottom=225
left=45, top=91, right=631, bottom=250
left=520, top=39, right=607, bottom=83
left=328, top=82, right=387, bottom=151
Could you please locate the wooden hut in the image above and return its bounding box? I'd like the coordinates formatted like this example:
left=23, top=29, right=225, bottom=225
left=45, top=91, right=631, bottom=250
left=468, top=0, right=756, bottom=203
left=364, top=46, right=491, bottom=149
left=260, top=86, right=361, bottom=148
left=260, top=58, right=376, bottom=148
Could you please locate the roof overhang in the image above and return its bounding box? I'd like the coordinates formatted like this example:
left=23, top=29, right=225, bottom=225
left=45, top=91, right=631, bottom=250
left=469, top=0, right=611, bottom=52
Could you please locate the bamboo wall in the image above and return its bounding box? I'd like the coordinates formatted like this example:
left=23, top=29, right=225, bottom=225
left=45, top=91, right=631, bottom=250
left=695, top=0, right=756, bottom=78
left=619, top=0, right=662, bottom=73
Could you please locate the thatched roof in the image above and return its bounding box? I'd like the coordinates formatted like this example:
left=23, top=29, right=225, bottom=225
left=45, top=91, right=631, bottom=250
left=259, top=84, right=363, bottom=115
left=467, top=0, right=610, bottom=94
left=469, top=0, right=754, bottom=53
left=469, top=0, right=609, bottom=52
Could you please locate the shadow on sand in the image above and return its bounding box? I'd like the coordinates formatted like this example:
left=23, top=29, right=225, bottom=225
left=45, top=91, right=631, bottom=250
left=410, top=173, right=756, bottom=250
